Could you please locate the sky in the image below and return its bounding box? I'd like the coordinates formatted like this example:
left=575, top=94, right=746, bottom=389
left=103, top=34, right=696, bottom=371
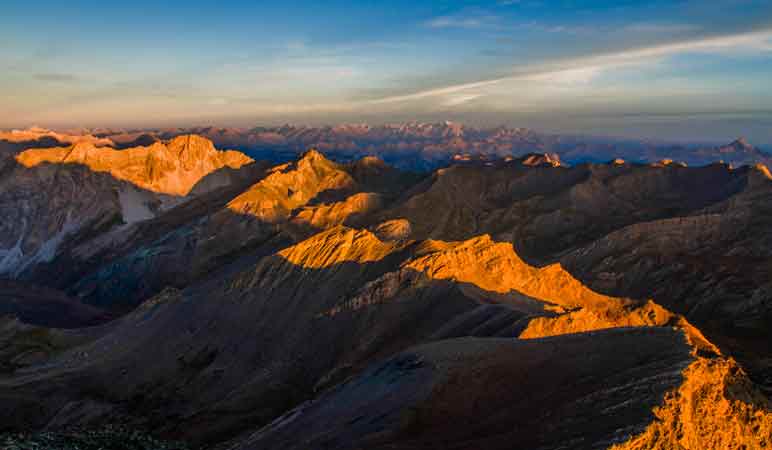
left=2, top=0, right=772, bottom=144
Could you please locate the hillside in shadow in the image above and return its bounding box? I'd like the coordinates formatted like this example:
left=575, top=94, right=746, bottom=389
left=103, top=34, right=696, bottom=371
left=0, top=226, right=767, bottom=450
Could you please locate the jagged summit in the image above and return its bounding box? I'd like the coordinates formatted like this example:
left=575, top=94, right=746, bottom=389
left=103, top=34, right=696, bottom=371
left=520, top=152, right=562, bottom=167
left=16, top=134, right=253, bottom=196
left=225, top=148, right=355, bottom=220
left=299, top=147, right=328, bottom=162
left=0, top=127, right=114, bottom=146
left=728, top=137, right=753, bottom=150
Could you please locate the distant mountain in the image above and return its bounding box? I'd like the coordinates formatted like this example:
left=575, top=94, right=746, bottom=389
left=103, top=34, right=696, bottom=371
left=4, top=124, right=771, bottom=172
left=16, top=134, right=252, bottom=196
left=63, top=122, right=770, bottom=170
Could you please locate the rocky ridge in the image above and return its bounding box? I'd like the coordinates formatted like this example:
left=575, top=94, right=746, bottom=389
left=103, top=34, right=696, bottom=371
left=0, top=142, right=770, bottom=449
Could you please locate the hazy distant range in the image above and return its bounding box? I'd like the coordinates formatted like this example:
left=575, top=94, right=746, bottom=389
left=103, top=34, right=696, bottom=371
left=4, top=122, right=771, bottom=172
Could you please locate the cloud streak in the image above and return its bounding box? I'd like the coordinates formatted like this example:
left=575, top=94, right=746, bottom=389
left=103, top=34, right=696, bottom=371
left=366, top=28, right=772, bottom=106
left=32, top=73, right=79, bottom=82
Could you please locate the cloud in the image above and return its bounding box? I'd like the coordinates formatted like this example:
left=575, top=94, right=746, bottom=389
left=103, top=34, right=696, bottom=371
left=522, top=67, right=601, bottom=85
left=442, top=94, right=483, bottom=107
left=623, top=23, right=699, bottom=34
left=32, top=73, right=79, bottom=82
left=425, top=16, right=487, bottom=29
left=368, top=28, right=772, bottom=105
left=425, top=10, right=502, bottom=30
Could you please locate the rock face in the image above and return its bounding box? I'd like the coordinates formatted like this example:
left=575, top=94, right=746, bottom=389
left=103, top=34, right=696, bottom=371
left=612, top=357, right=771, bottom=450
left=0, top=135, right=259, bottom=294
left=0, top=157, right=134, bottom=278
left=0, top=145, right=771, bottom=449
left=16, top=134, right=253, bottom=196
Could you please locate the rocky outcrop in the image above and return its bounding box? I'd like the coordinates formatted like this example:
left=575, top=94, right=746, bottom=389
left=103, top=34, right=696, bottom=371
left=520, top=152, right=562, bottom=167
left=613, top=357, right=771, bottom=450
left=224, top=149, right=356, bottom=221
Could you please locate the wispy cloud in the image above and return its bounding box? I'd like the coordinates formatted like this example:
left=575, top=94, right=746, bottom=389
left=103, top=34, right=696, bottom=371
left=424, top=11, right=501, bottom=30
left=441, top=93, right=483, bottom=107
left=32, top=73, right=79, bottom=82
left=426, top=16, right=487, bottom=29
left=367, top=28, right=772, bottom=106
left=623, top=22, right=699, bottom=34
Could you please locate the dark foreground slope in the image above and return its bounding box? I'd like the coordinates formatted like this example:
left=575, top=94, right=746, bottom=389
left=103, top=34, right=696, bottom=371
left=1, top=226, right=769, bottom=449
left=232, top=328, right=695, bottom=450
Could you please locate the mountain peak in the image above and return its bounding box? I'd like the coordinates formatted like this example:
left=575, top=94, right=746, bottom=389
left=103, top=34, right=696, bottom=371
left=16, top=136, right=252, bottom=196
left=724, top=137, right=755, bottom=152
left=299, top=148, right=328, bottom=162
left=733, top=137, right=750, bottom=146
left=165, top=134, right=217, bottom=156
left=520, top=153, right=562, bottom=167
left=168, top=133, right=215, bottom=146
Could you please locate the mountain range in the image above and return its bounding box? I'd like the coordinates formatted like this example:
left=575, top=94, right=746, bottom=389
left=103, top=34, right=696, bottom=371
left=4, top=123, right=770, bottom=171
left=0, top=130, right=770, bottom=449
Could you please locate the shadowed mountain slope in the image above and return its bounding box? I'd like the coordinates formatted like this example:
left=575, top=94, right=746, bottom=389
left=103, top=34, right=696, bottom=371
left=0, top=281, right=109, bottom=328
left=368, top=158, right=772, bottom=388
left=230, top=329, right=694, bottom=450
left=1, top=225, right=754, bottom=449
left=0, top=136, right=267, bottom=309
left=0, top=146, right=771, bottom=449
left=55, top=150, right=418, bottom=309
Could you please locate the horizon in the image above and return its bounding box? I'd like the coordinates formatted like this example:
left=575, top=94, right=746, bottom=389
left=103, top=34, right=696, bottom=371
left=3, top=0, right=772, bottom=144
left=4, top=120, right=771, bottom=150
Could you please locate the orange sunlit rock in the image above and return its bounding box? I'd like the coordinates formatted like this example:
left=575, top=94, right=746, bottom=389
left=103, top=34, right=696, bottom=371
left=613, top=357, right=771, bottom=450
left=225, top=149, right=356, bottom=220
left=16, top=135, right=252, bottom=196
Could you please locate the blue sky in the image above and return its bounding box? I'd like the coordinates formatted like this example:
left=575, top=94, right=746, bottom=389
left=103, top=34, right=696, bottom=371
left=2, top=0, right=772, bottom=143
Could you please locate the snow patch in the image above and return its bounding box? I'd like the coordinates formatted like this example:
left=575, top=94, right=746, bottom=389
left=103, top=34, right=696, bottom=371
left=15, top=218, right=81, bottom=276
left=0, top=216, right=82, bottom=277
left=0, top=238, right=24, bottom=275
left=118, top=187, right=156, bottom=223
left=0, top=220, right=26, bottom=275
